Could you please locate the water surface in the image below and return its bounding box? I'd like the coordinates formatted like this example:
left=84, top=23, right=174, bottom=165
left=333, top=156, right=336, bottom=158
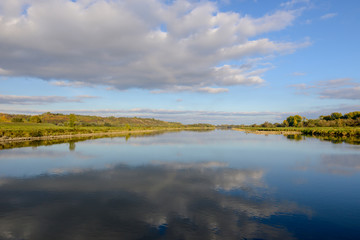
left=0, top=130, right=359, bottom=239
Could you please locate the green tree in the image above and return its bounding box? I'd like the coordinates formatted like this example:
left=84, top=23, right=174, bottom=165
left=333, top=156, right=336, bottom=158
left=343, top=111, right=360, bottom=120
left=261, top=121, right=273, bottom=128
left=283, top=120, right=289, bottom=127
left=30, top=115, right=42, bottom=123
left=320, top=115, right=332, bottom=121
left=330, top=112, right=342, bottom=120
left=69, top=114, right=76, bottom=127
left=286, top=115, right=303, bottom=127
left=11, top=117, right=23, bottom=123
left=104, top=122, right=112, bottom=127
left=125, top=124, right=131, bottom=131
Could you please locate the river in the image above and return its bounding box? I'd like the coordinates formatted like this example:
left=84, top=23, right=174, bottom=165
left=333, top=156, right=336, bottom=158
left=0, top=130, right=359, bottom=239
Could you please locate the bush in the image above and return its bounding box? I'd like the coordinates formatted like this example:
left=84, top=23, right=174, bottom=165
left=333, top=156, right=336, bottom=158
left=29, top=130, right=43, bottom=137
left=30, top=116, right=42, bottom=123
left=11, top=118, right=23, bottom=122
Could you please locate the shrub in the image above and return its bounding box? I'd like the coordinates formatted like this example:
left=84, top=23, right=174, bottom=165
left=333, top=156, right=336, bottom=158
left=29, top=130, right=43, bottom=137
left=11, top=118, right=23, bottom=122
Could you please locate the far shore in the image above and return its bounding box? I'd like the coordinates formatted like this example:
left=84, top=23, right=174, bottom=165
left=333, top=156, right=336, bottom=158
left=0, top=128, right=184, bottom=143
left=232, top=127, right=360, bottom=138
left=234, top=128, right=302, bottom=135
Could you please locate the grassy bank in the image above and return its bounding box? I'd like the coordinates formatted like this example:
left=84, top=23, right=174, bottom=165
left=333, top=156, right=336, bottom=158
left=234, top=127, right=360, bottom=137
left=0, top=130, right=178, bottom=150
left=0, top=122, right=215, bottom=141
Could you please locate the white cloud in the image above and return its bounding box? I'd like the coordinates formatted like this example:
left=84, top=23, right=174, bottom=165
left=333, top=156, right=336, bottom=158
left=0, top=0, right=308, bottom=92
left=197, top=87, right=229, bottom=94
left=292, top=72, right=306, bottom=76
left=151, top=85, right=229, bottom=94
left=280, top=0, right=310, bottom=8
left=316, top=78, right=357, bottom=87
left=320, top=13, right=338, bottom=20
left=2, top=105, right=360, bottom=124
left=287, top=104, right=360, bottom=120
left=50, top=80, right=92, bottom=88
left=289, top=78, right=360, bottom=100
left=0, top=94, right=97, bottom=105
left=288, top=83, right=313, bottom=90
left=320, top=87, right=360, bottom=100
left=0, top=67, right=10, bottom=75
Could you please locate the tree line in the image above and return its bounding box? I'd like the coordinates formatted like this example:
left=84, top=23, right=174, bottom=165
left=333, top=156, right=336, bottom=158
left=260, top=111, right=360, bottom=128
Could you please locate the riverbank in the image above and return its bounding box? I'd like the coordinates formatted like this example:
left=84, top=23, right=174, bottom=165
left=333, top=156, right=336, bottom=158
left=233, top=127, right=360, bottom=137
left=0, top=123, right=215, bottom=143
left=0, top=129, right=166, bottom=143
left=234, top=128, right=302, bottom=135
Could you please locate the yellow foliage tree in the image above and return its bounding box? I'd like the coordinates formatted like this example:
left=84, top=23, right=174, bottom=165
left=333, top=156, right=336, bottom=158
left=0, top=115, right=8, bottom=122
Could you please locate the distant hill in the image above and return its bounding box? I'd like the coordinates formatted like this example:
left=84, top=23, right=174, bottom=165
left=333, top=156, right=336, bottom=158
left=0, top=112, right=185, bottom=127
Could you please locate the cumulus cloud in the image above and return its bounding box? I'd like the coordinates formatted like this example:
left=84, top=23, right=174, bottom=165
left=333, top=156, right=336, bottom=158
left=0, top=0, right=308, bottom=92
left=320, top=13, right=338, bottom=20
left=0, top=94, right=97, bottom=105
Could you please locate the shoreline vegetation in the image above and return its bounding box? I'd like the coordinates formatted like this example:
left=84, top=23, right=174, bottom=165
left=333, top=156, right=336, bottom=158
left=0, top=128, right=209, bottom=143
left=0, top=112, right=215, bottom=143
left=233, top=128, right=302, bottom=135
left=1, top=111, right=360, bottom=145
left=232, top=127, right=360, bottom=137
left=220, top=111, right=360, bottom=138
left=232, top=127, right=360, bottom=145
left=0, top=130, right=191, bottom=151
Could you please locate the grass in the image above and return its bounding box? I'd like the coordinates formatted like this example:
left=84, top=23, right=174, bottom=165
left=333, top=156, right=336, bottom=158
left=0, top=122, right=214, bottom=140
left=0, top=122, right=116, bottom=138
left=235, top=126, right=360, bottom=137
left=0, top=130, right=177, bottom=150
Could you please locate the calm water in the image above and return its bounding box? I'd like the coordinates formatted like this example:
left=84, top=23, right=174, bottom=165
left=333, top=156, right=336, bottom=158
left=0, top=130, right=359, bottom=240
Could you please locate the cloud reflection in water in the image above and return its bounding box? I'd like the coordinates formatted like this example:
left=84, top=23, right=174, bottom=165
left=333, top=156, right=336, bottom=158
left=321, top=154, right=360, bottom=175
left=0, top=162, right=311, bottom=240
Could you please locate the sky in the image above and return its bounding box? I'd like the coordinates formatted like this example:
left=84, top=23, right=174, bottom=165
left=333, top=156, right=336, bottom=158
left=0, top=0, right=359, bottom=124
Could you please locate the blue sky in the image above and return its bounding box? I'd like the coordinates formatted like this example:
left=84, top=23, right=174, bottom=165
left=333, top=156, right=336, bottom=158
left=0, top=0, right=359, bottom=124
